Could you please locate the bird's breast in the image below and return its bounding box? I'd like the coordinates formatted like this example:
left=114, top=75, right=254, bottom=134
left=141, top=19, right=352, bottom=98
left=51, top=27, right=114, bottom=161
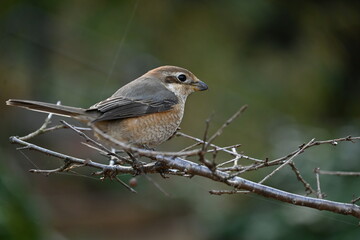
left=95, top=103, right=184, bottom=148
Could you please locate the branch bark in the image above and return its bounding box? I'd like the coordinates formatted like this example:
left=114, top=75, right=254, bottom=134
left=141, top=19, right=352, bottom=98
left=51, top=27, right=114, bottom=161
left=9, top=135, right=360, bottom=219
left=156, top=155, right=360, bottom=219
left=7, top=106, right=360, bottom=220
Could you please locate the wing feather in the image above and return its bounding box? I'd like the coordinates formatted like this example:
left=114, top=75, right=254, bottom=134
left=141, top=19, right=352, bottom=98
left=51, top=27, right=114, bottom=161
left=86, top=77, right=178, bottom=122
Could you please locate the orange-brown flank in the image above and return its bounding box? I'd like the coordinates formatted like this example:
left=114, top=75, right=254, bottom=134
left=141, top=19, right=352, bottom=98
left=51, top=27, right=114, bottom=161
left=94, top=104, right=183, bottom=148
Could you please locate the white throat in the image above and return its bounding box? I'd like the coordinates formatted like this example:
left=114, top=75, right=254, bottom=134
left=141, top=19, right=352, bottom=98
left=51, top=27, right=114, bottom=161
left=165, top=84, right=190, bottom=103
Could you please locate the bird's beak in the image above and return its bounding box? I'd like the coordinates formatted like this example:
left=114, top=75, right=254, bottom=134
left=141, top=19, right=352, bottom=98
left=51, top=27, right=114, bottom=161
left=192, top=80, right=208, bottom=91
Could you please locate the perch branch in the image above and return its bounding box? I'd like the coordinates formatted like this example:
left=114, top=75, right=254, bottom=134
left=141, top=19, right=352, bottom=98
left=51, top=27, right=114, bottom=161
left=8, top=104, right=360, bottom=219
left=156, top=155, right=360, bottom=218
left=318, top=170, right=360, bottom=176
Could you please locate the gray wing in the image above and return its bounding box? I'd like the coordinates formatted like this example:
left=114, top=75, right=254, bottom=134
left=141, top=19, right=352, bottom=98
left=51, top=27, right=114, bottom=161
left=87, top=77, right=178, bottom=122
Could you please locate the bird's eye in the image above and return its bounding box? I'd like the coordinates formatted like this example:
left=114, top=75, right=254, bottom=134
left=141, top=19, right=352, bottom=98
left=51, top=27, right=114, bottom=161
left=177, top=74, right=187, bottom=82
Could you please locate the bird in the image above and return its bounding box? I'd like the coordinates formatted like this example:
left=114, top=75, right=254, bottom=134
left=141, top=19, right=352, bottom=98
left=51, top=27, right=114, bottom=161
left=6, top=66, right=208, bottom=149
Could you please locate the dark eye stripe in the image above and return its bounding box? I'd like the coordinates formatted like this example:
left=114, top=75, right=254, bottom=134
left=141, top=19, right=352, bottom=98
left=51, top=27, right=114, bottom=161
left=165, top=76, right=179, bottom=83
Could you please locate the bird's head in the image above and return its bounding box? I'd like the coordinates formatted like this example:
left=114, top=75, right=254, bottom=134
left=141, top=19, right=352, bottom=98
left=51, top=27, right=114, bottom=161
left=148, top=66, right=208, bottom=100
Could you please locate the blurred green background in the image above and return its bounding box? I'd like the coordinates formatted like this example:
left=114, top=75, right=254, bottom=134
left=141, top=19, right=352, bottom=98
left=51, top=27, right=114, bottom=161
left=1, top=0, right=360, bottom=239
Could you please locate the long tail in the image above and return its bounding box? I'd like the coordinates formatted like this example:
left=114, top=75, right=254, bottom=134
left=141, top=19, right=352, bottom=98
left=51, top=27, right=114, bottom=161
left=6, top=99, right=88, bottom=119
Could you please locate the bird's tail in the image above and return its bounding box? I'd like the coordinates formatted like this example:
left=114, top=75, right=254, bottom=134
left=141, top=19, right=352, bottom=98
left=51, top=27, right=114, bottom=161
left=6, top=99, right=88, bottom=119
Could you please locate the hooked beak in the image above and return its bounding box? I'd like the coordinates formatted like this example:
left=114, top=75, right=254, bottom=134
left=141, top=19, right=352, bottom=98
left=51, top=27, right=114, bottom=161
left=192, top=80, right=208, bottom=91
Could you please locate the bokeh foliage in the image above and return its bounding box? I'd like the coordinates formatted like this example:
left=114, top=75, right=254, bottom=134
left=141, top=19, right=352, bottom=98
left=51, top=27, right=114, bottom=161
left=1, top=0, right=359, bottom=239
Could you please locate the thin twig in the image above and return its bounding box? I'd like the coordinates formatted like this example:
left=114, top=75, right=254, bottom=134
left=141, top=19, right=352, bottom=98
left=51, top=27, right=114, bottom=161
left=19, top=104, right=56, bottom=141
left=217, top=136, right=360, bottom=172
left=351, top=196, right=360, bottom=204
left=92, top=125, right=201, bottom=157
left=178, top=141, right=202, bottom=152
left=61, top=120, right=132, bottom=164
left=197, top=115, right=217, bottom=171
left=289, top=162, right=316, bottom=195
left=231, top=147, right=241, bottom=167
left=268, top=136, right=360, bottom=165
left=314, top=168, right=324, bottom=199
left=258, top=139, right=315, bottom=184
left=202, top=115, right=212, bottom=151
left=209, top=189, right=249, bottom=195
left=10, top=136, right=142, bottom=174
left=29, top=161, right=73, bottom=175
left=9, top=132, right=360, bottom=218
left=178, top=132, right=258, bottom=162
left=205, top=105, right=248, bottom=148
left=115, top=176, right=137, bottom=193
left=8, top=105, right=360, bottom=219
left=318, top=170, right=360, bottom=176
left=156, top=155, right=360, bottom=219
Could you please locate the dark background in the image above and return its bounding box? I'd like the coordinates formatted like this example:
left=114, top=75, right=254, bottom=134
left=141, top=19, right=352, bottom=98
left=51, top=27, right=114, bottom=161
left=1, top=0, right=360, bottom=239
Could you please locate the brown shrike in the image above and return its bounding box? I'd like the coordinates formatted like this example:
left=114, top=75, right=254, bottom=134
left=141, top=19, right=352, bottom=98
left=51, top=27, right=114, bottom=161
left=7, top=66, right=208, bottom=148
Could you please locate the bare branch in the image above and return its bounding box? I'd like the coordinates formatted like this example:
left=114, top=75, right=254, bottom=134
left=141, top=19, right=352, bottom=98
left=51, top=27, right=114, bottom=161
left=205, top=105, right=248, bottom=148
left=318, top=170, right=360, bottom=176
left=289, top=162, right=316, bottom=195
left=209, top=190, right=249, bottom=195
left=29, top=161, right=73, bottom=175
left=9, top=136, right=137, bottom=174
left=115, top=176, right=137, bottom=193
left=156, top=155, right=360, bottom=218
left=92, top=125, right=202, bottom=158
left=352, top=196, right=360, bottom=204
left=19, top=108, right=55, bottom=141
left=177, top=132, right=252, bottom=161
left=268, top=136, right=360, bottom=165
left=61, top=120, right=132, bottom=164
left=8, top=105, right=360, bottom=220
left=259, top=139, right=315, bottom=184
left=314, top=168, right=324, bottom=199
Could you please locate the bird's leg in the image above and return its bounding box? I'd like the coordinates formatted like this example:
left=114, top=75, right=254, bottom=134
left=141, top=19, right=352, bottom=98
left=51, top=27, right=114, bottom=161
left=140, top=145, right=169, bottom=178
left=154, top=161, right=170, bottom=179
left=126, top=151, right=144, bottom=176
